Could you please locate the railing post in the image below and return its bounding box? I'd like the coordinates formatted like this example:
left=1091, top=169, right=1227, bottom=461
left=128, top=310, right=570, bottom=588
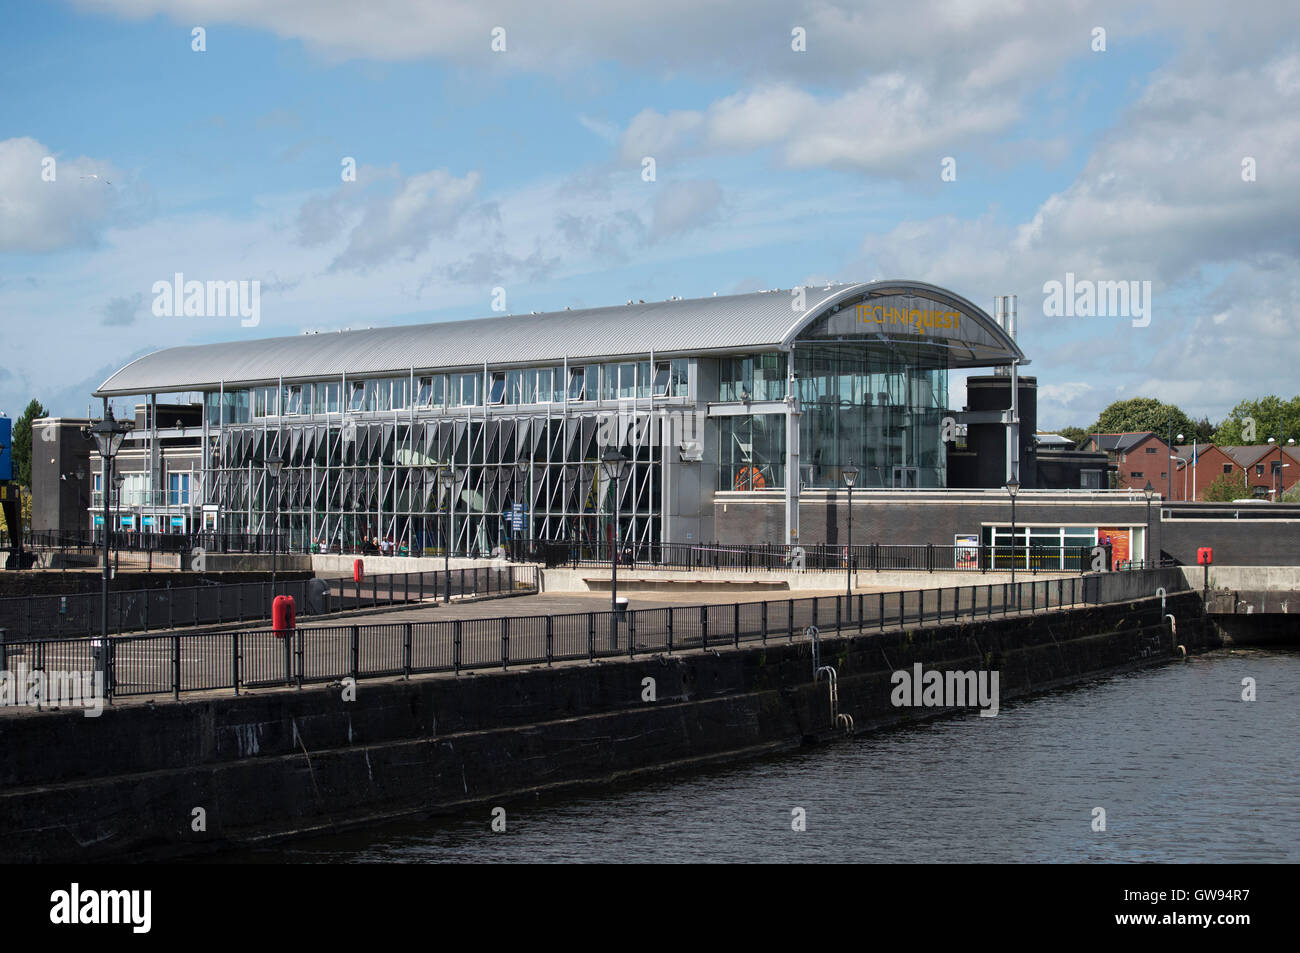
left=667, top=607, right=675, bottom=654
left=701, top=605, right=709, bottom=649
left=761, top=602, right=768, bottom=644
left=403, top=622, right=412, bottom=678
left=733, top=602, right=740, bottom=648
left=587, top=612, right=594, bottom=663
left=502, top=617, right=510, bottom=670
left=232, top=631, right=240, bottom=696
left=295, top=628, right=304, bottom=689
left=172, top=633, right=180, bottom=700
left=788, top=599, right=794, bottom=642
left=351, top=623, right=359, bottom=680
left=879, top=591, right=885, bottom=631
left=926, top=543, right=933, bottom=572
left=629, top=611, right=636, bottom=659
left=454, top=620, right=462, bottom=675
left=546, top=616, right=553, bottom=666
left=284, top=626, right=293, bottom=686
left=835, top=595, right=842, bottom=636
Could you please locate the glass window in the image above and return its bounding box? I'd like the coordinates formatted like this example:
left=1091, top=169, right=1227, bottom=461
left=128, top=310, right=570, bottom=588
left=652, top=363, right=671, bottom=396
left=366, top=379, right=386, bottom=412
left=391, top=378, right=408, bottom=410
left=349, top=381, right=366, bottom=412
left=618, top=363, right=636, bottom=399
left=252, top=386, right=278, bottom=418
left=489, top=373, right=506, bottom=404
left=451, top=373, right=481, bottom=407
left=568, top=367, right=586, bottom=401
left=551, top=367, right=565, bottom=402
left=318, top=382, right=341, bottom=414
left=600, top=364, right=617, bottom=400
left=168, top=473, right=190, bottom=506
left=284, top=385, right=302, bottom=416
left=637, top=361, right=651, bottom=398
left=670, top=359, right=689, bottom=397
left=417, top=377, right=432, bottom=406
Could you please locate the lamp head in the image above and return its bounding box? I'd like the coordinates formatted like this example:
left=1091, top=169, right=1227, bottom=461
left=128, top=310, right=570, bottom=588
left=1005, top=479, right=1020, bottom=498
left=841, top=462, right=859, bottom=488
left=1144, top=480, right=1155, bottom=500
left=601, top=447, right=629, bottom=481
left=265, top=453, right=284, bottom=479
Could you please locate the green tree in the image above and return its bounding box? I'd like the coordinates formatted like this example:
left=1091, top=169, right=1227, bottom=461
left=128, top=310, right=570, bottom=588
left=1091, top=398, right=1196, bottom=441
left=1281, top=482, right=1300, bottom=503
left=11, top=399, right=49, bottom=488
left=1212, top=396, right=1300, bottom=445
left=1201, top=472, right=1247, bottom=502
left=1057, top=425, right=1089, bottom=447
left=1192, top=417, right=1216, bottom=443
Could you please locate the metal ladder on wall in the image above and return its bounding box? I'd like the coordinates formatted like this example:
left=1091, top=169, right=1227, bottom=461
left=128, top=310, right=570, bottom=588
left=809, top=625, right=854, bottom=734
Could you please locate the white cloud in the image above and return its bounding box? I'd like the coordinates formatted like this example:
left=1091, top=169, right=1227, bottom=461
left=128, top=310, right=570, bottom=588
left=0, top=137, right=122, bottom=252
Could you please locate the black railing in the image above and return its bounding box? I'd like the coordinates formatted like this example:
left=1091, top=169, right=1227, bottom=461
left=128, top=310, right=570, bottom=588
left=9, top=530, right=1178, bottom=574
left=0, top=569, right=1185, bottom=703
left=0, top=566, right=537, bottom=640
left=528, top=540, right=1105, bottom=574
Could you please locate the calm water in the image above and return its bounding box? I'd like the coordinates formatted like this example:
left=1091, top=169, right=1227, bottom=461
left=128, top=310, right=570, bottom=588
left=216, top=648, right=1300, bottom=863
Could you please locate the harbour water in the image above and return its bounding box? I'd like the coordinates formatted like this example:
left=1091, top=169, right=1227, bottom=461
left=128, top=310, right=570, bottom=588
left=213, top=647, right=1299, bottom=863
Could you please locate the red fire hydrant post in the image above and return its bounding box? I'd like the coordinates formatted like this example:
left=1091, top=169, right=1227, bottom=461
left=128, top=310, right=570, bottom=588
left=273, top=594, right=296, bottom=639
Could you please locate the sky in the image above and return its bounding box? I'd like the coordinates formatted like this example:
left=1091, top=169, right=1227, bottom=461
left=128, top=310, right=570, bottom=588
left=1, top=0, right=1297, bottom=430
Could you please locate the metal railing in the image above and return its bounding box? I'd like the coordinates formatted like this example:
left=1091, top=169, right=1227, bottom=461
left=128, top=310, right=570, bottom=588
left=0, top=565, right=537, bottom=640
left=531, top=540, right=1106, bottom=573
left=0, top=569, right=1185, bottom=703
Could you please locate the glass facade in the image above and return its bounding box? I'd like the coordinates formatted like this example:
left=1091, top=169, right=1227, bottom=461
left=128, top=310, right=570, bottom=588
left=794, top=342, right=947, bottom=489
left=718, top=415, right=786, bottom=490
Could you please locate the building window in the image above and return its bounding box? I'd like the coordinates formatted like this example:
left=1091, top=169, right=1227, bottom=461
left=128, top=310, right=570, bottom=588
left=348, top=381, right=366, bottom=412
left=489, top=372, right=506, bottom=405
left=652, top=362, right=671, bottom=396
left=283, top=385, right=302, bottom=416
left=450, top=373, right=481, bottom=407
left=1130, top=471, right=1143, bottom=478
left=1255, top=464, right=1264, bottom=476
left=168, top=473, right=190, bottom=506
left=1145, top=447, right=1157, bottom=453
left=568, top=367, right=586, bottom=401
left=1223, top=464, right=1232, bottom=474
left=1080, top=469, right=1103, bottom=489
left=391, top=378, right=408, bottom=410
left=637, top=360, right=651, bottom=398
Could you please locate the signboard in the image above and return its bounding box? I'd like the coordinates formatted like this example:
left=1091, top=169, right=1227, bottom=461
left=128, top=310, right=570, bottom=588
left=141, top=516, right=154, bottom=528
left=119, top=515, right=135, bottom=528
left=954, top=534, right=979, bottom=569
left=171, top=516, right=185, bottom=528
left=1098, top=528, right=1130, bottom=568
left=93, top=515, right=104, bottom=527
left=510, top=502, right=524, bottom=532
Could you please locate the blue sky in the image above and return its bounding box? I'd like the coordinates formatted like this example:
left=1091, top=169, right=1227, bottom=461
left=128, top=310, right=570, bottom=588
left=2, top=0, right=1297, bottom=429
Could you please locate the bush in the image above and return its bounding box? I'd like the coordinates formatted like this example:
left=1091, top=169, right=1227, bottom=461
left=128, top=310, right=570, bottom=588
left=1200, top=472, right=1248, bottom=502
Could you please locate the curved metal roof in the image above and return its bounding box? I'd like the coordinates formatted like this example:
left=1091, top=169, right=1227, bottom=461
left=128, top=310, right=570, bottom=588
left=95, top=280, right=1024, bottom=396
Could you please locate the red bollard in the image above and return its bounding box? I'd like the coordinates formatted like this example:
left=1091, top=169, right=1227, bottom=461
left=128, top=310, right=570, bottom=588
left=353, top=559, right=364, bottom=583
left=273, top=594, right=296, bottom=638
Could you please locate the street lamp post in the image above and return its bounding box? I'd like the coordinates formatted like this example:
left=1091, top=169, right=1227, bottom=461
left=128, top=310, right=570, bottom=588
left=439, top=467, right=458, bottom=603
left=1176, top=433, right=1185, bottom=501
left=513, top=459, right=530, bottom=561
left=842, top=462, right=859, bottom=616
left=1006, top=478, right=1020, bottom=606
left=83, top=406, right=134, bottom=699
left=266, top=452, right=283, bottom=591
left=1143, top=480, right=1155, bottom=567
left=600, top=447, right=630, bottom=649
